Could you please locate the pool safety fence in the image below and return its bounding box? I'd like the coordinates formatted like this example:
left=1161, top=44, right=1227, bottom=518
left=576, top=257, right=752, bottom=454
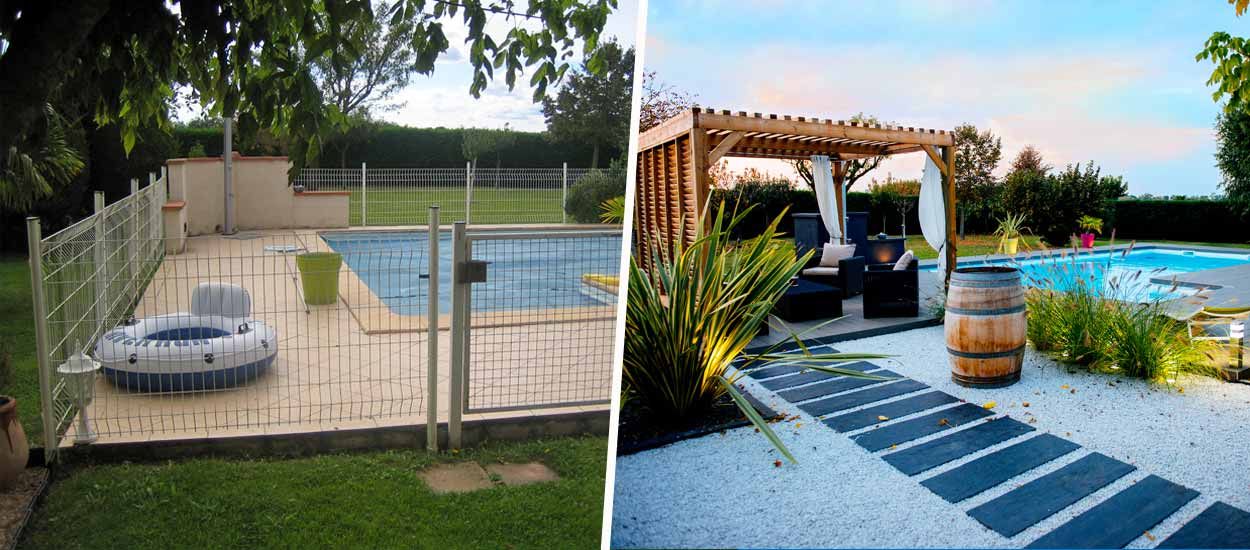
left=294, top=164, right=622, bottom=226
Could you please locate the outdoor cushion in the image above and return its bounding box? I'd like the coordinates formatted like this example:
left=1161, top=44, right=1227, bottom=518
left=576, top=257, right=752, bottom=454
left=803, top=266, right=840, bottom=277
left=820, top=243, right=857, bottom=267
left=893, top=250, right=916, bottom=271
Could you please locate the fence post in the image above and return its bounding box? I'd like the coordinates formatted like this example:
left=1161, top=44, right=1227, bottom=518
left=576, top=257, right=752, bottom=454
left=26, top=218, right=58, bottom=461
left=464, top=162, right=473, bottom=225
left=93, top=192, right=108, bottom=334
left=448, top=221, right=467, bottom=448
left=129, top=178, right=139, bottom=302
left=427, top=206, right=440, bottom=452
left=562, top=162, right=568, bottom=224
left=361, top=162, right=367, bottom=227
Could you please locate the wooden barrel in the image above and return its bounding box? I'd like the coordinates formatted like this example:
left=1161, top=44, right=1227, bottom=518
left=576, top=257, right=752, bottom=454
left=946, top=267, right=1026, bottom=388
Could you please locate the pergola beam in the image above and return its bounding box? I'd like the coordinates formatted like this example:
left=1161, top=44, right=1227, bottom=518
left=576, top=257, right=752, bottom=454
left=706, top=131, right=746, bottom=165
left=694, top=111, right=955, bottom=147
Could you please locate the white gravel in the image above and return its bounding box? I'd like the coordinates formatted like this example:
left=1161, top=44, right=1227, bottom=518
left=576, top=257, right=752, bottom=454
left=610, top=325, right=1250, bottom=548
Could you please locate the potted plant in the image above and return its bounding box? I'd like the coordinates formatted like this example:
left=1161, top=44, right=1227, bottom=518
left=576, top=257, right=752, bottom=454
left=1078, top=215, right=1102, bottom=249
left=993, top=212, right=1030, bottom=255
left=0, top=342, right=28, bottom=490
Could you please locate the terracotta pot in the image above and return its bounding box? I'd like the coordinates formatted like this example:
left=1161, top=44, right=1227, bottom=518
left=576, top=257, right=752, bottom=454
left=0, top=396, right=29, bottom=490
left=1080, top=233, right=1096, bottom=248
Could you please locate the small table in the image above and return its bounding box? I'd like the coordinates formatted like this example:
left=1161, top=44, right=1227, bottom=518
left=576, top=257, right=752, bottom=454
left=774, top=280, right=842, bottom=322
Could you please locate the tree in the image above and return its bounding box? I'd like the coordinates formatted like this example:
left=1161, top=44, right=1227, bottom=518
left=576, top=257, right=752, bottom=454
left=1009, top=145, right=1050, bottom=175
left=0, top=104, right=85, bottom=210
left=952, top=123, right=1002, bottom=236
left=1198, top=0, right=1250, bottom=112
left=1215, top=107, right=1250, bottom=215
left=542, top=40, right=635, bottom=168
left=788, top=112, right=886, bottom=194
left=639, top=70, right=695, bottom=132
left=0, top=0, right=617, bottom=196
left=312, top=0, right=416, bottom=167
left=461, top=125, right=517, bottom=186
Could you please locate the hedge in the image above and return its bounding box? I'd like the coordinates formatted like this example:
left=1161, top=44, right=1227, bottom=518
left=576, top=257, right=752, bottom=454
left=1109, top=200, right=1250, bottom=244
left=708, top=187, right=921, bottom=239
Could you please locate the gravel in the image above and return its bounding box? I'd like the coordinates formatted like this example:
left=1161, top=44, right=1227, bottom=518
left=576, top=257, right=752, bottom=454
left=610, top=325, right=1250, bottom=548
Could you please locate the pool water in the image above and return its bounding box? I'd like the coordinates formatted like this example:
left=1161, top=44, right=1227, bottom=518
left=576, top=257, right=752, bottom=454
left=925, top=248, right=1250, bottom=301
left=321, top=231, right=622, bottom=316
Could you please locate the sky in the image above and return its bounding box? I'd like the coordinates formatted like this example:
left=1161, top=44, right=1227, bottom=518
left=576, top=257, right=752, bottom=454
left=642, top=0, right=1250, bottom=197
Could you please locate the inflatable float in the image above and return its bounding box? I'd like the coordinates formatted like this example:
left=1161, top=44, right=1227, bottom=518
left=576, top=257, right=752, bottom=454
left=95, top=283, right=278, bottom=392
left=579, top=273, right=619, bottom=305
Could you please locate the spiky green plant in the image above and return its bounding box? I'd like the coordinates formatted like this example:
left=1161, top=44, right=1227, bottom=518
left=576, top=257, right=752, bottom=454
left=1094, top=302, right=1219, bottom=381
left=624, top=202, right=885, bottom=462
left=599, top=195, right=625, bottom=224
left=0, top=104, right=84, bottom=210
left=1078, top=215, right=1103, bottom=235
left=993, top=212, right=1032, bottom=253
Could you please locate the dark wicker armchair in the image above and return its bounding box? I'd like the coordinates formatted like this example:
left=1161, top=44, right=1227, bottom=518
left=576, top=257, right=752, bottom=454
left=863, top=259, right=919, bottom=318
left=799, top=255, right=865, bottom=298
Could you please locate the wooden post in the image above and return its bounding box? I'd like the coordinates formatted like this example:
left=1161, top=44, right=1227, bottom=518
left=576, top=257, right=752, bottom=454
left=942, top=145, right=958, bottom=285
left=689, top=127, right=709, bottom=246
left=833, top=161, right=847, bottom=244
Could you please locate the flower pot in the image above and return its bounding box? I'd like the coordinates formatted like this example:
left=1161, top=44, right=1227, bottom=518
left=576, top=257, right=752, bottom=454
left=1002, top=237, right=1019, bottom=255
left=296, top=252, right=343, bottom=305
left=1080, top=233, right=1096, bottom=248
left=0, top=396, right=29, bottom=491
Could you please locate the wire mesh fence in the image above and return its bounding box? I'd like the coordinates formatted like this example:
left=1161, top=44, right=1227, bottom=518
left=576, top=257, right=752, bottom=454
left=452, top=227, right=622, bottom=415
left=293, top=165, right=617, bottom=226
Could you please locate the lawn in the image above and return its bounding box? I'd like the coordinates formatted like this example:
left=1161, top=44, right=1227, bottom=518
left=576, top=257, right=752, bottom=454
left=347, top=188, right=566, bottom=226
left=22, top=435, right=607, bottom=549
left=0, top=256, right=42, bottom=443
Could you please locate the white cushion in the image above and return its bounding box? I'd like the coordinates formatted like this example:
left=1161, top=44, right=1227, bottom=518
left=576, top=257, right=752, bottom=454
left=819, top=243, right=856, bottom=267
left=802, top=266, right=839, bottom=276
left=190, top=283, right=252, bottom=318
left=893, top=250, right=916, bottom=271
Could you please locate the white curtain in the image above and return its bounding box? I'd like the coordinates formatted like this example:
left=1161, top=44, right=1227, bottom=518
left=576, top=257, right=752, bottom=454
left=811, top=155, right=842, bottom=242
left=919, top=153, right=947, bottom=272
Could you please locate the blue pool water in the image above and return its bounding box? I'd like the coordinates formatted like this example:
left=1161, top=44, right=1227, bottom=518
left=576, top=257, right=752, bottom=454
left=924, top=248, right=1250, bottom=301
left=321, top=231, right=622, bottom=315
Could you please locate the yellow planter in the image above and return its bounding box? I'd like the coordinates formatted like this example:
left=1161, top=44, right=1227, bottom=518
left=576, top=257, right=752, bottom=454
left=1002, top=237, right=1019, bottom=255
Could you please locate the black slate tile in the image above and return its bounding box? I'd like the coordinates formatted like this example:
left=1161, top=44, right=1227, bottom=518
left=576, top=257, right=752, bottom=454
left=851, top=404, right=994, bottom=452
left=1159, top=502, right=1250, bottom=549
left=759, top=369, right=839, bottom=390
left=776, top=370, right=899, bottom=403
left=745, top=363, right=807, bottom=380
left=1027, top=474, right=1198, bottom=548
left=968, top=453, right=1136, bottom=538
left=798, top=379, right=929, bottom=417
left=824, top=391, right=961, bottom=433
left=921, top=434, right=1081, bottom=503
left=883, top=417, right=1035, bottom=475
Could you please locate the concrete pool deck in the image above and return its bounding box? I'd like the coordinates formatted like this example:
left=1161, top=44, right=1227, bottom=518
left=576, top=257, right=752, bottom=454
left=67, top=228, right=615, bottom=445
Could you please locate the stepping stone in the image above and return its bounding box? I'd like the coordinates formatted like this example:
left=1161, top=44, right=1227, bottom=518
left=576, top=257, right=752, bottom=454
left=824, top=391, right=960, bottom=432
left=419, top=462, right=493, bottom=494
left=851, top=403, right=995, bottom=452
left=776, top=370, right=899, bottom=403
left=1027, top=474, right=1197, bottom=549
left=798, top=379, right=929, bottom=417
left=484, top=462, right=561, bottom=487
left=883, top=417, right=1035, bottom=475
left=759, top=361, right=879, bottom=390
left=1159, top=502, right=1250, bottom=549
left=968, top=453, right=1136, bottom=538
left=921, top=434, right=1081, bottom=503
left=746, top=363, right=807, bottom=380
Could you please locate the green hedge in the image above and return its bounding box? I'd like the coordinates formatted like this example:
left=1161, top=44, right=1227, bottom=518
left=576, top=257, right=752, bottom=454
left=708, top=186, right=921, bottom=239
left=1109, top=200, right=1250, bottom=243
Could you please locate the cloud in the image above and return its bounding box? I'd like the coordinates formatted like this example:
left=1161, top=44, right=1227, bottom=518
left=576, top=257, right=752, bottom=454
left=389, top=82, right=547, bottom=130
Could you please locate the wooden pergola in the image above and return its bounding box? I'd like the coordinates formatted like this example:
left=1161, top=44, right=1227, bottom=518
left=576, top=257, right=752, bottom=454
left=635, top=107, right=958, bottom=280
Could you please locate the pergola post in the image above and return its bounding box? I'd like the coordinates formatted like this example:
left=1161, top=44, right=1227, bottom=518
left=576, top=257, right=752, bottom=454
left=941, top=144, right=958, bottom=284
left=832, top=161, right=847, bottom=244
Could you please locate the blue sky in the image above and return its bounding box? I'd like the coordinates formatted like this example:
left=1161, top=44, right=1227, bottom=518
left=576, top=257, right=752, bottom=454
left=643, top=0, right=1250, bottom=196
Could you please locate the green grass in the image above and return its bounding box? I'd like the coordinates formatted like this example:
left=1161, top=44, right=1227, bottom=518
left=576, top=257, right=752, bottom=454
left=0, top=256, right=42, bottom=442
left=23, top=436, right=607, bottom=549
left=347, top=188, right=565, bottom=225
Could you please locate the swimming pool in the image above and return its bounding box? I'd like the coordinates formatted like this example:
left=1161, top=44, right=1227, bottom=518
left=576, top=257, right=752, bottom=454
left=321, top=231, right=622, bottom=315
left=924, top=247, right=1250, bottom=301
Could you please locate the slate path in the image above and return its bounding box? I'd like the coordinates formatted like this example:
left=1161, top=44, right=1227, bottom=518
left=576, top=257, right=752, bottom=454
left=739, top=354, right=1250, bottom=548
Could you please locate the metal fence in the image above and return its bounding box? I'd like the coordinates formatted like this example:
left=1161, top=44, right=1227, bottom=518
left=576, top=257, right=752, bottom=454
left=294, top=164, right=617, bottom=226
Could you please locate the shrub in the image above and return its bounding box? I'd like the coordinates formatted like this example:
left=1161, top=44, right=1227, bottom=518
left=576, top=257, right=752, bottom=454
left=186, top=142, right=208, bottom=158
left=565, top=169, right=624, bottom=223
left=1110, top=200, right=1249, bottom=243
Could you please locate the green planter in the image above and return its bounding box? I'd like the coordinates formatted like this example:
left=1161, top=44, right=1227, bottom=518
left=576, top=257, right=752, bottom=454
left=296, top=252, right=343, bottom=305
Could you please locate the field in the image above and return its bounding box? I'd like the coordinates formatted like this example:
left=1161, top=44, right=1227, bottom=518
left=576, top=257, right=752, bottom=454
left=346, top=188, right=566, bottom=226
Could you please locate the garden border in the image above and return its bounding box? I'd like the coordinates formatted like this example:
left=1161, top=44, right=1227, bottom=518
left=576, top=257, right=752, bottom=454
left=616, top=392, right=777, bottom=456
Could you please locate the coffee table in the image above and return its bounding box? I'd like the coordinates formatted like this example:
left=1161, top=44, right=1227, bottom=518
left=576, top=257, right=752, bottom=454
left=774, top=280, right=842, bottom=322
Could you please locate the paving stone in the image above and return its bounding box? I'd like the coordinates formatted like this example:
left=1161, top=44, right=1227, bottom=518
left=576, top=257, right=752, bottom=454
left=484, top=462, right=561, bottom=487
left=759, top=369, right=841, bottom=391
left=968, top=453, right=1136, bottom=537
left=798, top=379, right=929, bottom=417
left=851, top=404, right=994, bottom=452
left=419, top=462, right=493, bottom=494
left=883, top=417, right=1035, bottom=475
left=921, top=434, right=1081, bottom=503
left=776, top=370, right=899, bottom=403
left=823, top=391, right=961, bottom=433
left=1027, top=474, right=1198, bottom=548
left=746, top=363, right=808, bottom=380
left=1159, top=502, right=1250, bottom=549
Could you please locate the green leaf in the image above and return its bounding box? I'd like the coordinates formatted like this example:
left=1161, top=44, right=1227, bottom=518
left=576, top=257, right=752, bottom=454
left=720, top=377, right=796, bottom=464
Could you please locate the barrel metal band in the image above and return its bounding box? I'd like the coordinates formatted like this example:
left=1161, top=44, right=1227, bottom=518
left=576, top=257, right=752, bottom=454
left=946, top=304, right=1026, bottom=316
left=950, top=279, right=1022, bottom=288
left=946, top=345, right=1026, bottom=359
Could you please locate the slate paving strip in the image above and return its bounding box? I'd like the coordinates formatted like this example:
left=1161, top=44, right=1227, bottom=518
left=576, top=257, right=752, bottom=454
left=745, top=363, right=808, bottom=380
left=882, top=417, right=1035, bottom=475
left=851, top=403, right=995, bottom=452
left=823, top=391, right=960, bottom=432
left=759, top=369, right=842, bottom=391
left=968, top=452, right=1137, bottom=538
left=1026, top=474, right=1198, bottom=549
left=776, top=370, right=899, bottom=403
left=1159, top=501, right=1250, bottom=549
left=798, top=379, right=929, bottom=417
left=921, top=434, right=1081, bottom=503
